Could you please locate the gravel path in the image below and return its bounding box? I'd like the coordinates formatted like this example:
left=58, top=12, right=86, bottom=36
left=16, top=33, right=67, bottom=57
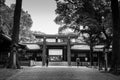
left=6, top=66, right=120, bottom=80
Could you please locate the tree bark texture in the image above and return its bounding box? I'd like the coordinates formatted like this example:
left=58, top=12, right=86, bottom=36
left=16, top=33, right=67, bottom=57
left=90, top=45, right=93, bottom=66
left=7, top=0, right=22, bottom=69
left=111, top=0, right=120, bottom=71
left=89, top=34, right=93, bottom=66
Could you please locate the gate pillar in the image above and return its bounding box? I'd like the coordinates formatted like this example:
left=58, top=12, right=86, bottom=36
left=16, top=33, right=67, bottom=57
left=67, top=37, right=71, bottom=66
left=42, top=37, right=46, bottom=66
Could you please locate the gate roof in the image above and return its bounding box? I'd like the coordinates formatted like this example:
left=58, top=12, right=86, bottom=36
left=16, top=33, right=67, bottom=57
left=34, top=34, right=78, bottom=38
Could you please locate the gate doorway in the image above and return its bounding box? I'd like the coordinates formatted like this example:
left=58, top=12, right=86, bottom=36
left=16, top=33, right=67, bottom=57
left=48, top=49, right=63, bottom=62
left=47, top=48, right=68, bottom=66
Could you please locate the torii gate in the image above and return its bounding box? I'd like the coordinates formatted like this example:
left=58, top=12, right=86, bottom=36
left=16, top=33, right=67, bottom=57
left=34, top=34, right=78, bottom=66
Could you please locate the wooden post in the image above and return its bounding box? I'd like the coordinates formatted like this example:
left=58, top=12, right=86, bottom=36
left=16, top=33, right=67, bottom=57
left=67, top=37, right=71, bottom=66
left=104, top=49, right=108, bottom=71
left=63, top=46, right=67, bottom=61
left=56, top=37, right=58, bottom=42
left=12, top=47, right=17, bottom=68
left=98, top=52, right=102, bottom=70
left=42, top=37, right=46, bottom=66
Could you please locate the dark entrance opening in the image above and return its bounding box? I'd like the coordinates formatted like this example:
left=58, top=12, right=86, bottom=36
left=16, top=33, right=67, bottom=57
left=48, top=49, right=63, bottom=62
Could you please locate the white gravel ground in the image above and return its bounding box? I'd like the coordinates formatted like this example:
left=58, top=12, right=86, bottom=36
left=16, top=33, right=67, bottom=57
left=7, top=66, right=120, bottom=80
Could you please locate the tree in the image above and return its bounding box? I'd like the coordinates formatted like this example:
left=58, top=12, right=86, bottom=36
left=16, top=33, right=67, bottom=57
left=0, top=1, right=33, bottom=42
left=0, top=0, right=36, bottom=68
left=0, top=0, right=13, bottom=36
left=54, top=0, right=112, bottom=66
left=7, top=0, right=22, bottom=69
left=19, top=10, right=33, bottom=43
left=110, top=0, right=120, bottom=72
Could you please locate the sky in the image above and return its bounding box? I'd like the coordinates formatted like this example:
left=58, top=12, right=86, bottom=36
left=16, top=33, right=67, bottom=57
left=5, top=0, right=60, bottom=34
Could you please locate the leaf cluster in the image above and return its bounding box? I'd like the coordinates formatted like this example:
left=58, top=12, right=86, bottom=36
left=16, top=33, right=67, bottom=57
left=54, top=0, right=112, bottom=45
left=0, top=1, right=34, bottom=43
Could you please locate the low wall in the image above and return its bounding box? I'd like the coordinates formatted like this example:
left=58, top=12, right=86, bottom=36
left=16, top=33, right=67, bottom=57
left=20, top=61, right=98, bottom=66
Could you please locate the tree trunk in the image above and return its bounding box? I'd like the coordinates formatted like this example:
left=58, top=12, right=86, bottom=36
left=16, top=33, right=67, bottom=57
left=89, top=33, right=94, bottom=66
left=110, top=0, right=120, bottom=72
left=7, top=0, right=22, bottom=69
left=90, top=45, right=93, bottom=66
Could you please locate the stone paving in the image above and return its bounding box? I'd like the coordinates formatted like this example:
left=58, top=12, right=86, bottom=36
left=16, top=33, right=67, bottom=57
left=5, top=66, right=120, bottom=80
left=0, top=68, right=19, bottom=80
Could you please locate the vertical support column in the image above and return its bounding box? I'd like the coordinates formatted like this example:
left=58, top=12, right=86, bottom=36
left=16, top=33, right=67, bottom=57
left=67, top=36, right=71, bottom=66
left=56, top=37, right=58, bottom=42
left=98, top=52, right=102, bottom=70
left=12, top=47, right=17, bottom=68
left=104, top=51, right=108, bottom=71
left=42, top=37, right=46, bottom=66
left=10, top=46, right=17, bottom=68
left=63, top=46, right=67, bottom=61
